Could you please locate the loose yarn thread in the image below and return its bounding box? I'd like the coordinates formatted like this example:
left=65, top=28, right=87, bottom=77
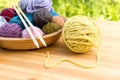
left=44, top=16, right=101, bottom=68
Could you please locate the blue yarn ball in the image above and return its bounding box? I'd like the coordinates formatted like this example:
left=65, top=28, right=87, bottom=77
left=9, top=13, right=35, bottom=29
left=50, top=9, right=59, bottom=16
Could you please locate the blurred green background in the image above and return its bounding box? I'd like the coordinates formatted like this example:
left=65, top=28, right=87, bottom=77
left=0, top=0, right=120, bottom=21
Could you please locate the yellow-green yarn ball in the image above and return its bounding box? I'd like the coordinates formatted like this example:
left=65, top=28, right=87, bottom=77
left=62, top=16, right=100, bottom=53
left=42, top=22, right=60, bottom=34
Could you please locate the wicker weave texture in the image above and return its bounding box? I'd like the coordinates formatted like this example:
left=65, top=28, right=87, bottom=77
left=0, top=29, right=62, bottom=50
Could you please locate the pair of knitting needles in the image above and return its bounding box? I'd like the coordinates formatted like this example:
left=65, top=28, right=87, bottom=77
left=13, top=5, right=47, bottom=48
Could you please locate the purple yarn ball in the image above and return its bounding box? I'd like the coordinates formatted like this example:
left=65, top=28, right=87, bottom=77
left=0, top=23, right=23, bottom=38
left=22, top=26, right=44, bottom=38
left=26, top=0, right=52, bottom=13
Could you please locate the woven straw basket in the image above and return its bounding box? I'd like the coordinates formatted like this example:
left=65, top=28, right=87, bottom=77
left=0, top=28, right=62, bottom=50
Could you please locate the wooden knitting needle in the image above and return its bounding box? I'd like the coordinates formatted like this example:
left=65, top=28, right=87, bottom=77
left=13, top=5, right=40, bottom=48
left=17, top=6, right=47, bottom=47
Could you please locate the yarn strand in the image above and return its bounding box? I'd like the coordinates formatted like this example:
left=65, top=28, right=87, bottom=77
left=45, top=16, right=101, bottom=69
left=45, top=52, right=67, bottom=68
left=45, top=48, right=100, bottom=69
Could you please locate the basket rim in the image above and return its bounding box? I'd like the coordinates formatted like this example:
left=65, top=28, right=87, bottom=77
left=0, top=28, right=62, bottom=41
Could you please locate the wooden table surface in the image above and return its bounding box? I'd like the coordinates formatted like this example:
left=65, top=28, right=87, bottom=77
left=0, top=20, right=120, bottom=80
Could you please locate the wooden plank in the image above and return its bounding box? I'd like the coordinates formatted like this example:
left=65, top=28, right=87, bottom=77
left=0, top=20, right=120, bottom=80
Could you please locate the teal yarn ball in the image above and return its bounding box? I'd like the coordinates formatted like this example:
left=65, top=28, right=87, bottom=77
left=9, top=13, right=35, bottom=29
left=50, top=9, right=59, bottom=16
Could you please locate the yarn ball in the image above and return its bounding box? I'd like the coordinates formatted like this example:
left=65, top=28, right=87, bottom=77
left=52, top=16, right=67, bottom=27
left=0, top=8, right=17, bottom=22
left=22, top=26, right=44, bottom=38
left=0, top=23, right=23, bottom=38
left=18, top=0, right=28, bottom=12
left=62, top=16, right=100, bottom=53
left=25, top=0, right=52, bottom=13
left=33, top=8, right=52, bottom=29
left=42, top=22, right=60, bottom=34
left=9, top=13, right=34, bottom=29
left=50, top=9, right=59, bottom=16
left=0, top=16, right=7, bottom=27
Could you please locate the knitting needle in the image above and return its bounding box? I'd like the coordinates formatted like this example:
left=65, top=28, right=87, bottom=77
left=17, top=6, right=47, bottom=47
left=13, top=5, right=40, bottom=48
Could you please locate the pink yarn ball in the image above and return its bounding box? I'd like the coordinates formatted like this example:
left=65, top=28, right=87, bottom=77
left=22, top=26, right=44, bottom=38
